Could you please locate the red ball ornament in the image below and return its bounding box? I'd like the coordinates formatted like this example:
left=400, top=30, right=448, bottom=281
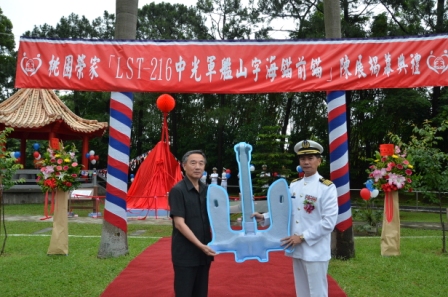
left=156, top=94, right=176, bottom=113
left=360, top=188, right=371, bottom=201
left=33, top=151, right=40, bottom=158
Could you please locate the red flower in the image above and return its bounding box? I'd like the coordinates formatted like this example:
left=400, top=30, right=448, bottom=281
left=44, top=178, right=57, bottom=189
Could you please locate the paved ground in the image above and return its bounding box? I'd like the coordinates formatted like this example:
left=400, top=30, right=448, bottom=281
left=3, top=201, right=444, bottom=229
left=3, top=214, right=444, bottom=230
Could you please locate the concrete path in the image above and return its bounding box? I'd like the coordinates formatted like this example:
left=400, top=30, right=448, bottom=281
left=3, top=214, right=444, bottom=230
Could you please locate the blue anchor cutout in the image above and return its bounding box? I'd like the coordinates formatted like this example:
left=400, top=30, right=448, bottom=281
left=207, top=142, right=293, bottom=263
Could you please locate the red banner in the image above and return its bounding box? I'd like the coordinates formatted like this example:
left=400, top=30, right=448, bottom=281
left=15, top=35, right=448, bottom=93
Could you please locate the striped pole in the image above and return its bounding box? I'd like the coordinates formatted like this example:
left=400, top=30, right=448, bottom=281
left=327, top=91, right=352, bottom=232
left=103, top=92, right=133, bottom=232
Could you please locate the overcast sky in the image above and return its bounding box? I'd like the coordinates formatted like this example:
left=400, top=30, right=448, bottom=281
left=1, top=0, right=198, bottom=50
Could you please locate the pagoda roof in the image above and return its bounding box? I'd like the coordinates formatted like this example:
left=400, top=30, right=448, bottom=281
left=0, top=89, right=108, bottom=140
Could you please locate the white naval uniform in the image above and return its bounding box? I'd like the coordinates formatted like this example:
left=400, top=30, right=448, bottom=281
left=220, top=172, right=227, bottom=190
left=262, top=172, right=338, bottom=297
left=210, top=172, right=219, bottom=185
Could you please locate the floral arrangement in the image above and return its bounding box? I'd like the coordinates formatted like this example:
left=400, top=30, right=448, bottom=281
left=303, top=196, right=316, bottom=213
left=367, top=145, right=414, bottom=192
left=36, top=142, right=83, bottom=192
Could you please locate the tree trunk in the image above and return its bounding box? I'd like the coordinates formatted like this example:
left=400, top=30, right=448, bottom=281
left=98, top=0, right=138, bottom=259
left=438, top=192, right=446, bottom=253
left=324, top=0, right=355, bottom=259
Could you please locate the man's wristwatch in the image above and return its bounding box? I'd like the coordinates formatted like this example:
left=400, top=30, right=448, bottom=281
left=299, top=235, right=305, bottom=242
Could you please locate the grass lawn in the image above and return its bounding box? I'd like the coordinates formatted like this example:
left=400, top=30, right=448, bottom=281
left=1, top=204, right=448, bottom=297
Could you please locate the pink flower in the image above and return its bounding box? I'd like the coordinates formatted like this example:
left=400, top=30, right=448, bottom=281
left=406, top=178, right=412, bottom=183
left=71, top=174, right=78, bottom=178
left=63, top=165, right=69, bottom=171
left=56, top=166, right=62, bottom=171
left=388, top=173, right=406, bottom=189
left=57, top=158, right=63, bottom=164
left=371, top=169, right=386, bottom=182
left=72, top=162, right=78, bottom=167
left=396, top=164, right=403, bottom=170
left=405, top=169, right=413, bottom=175
left=42, top=166, right=54, bottom=174
left=402, top=160, right=409, bottom=165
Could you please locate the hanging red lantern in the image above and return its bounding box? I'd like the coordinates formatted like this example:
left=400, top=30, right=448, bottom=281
left=156, top=94, right=176, bottom=113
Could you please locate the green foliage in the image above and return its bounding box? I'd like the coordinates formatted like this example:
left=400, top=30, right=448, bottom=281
left=138, top=2, right=211, bottom=40
left=251, top=126, right=295, bottom=195
left=0, top=8, right=16, bottom=101
left=353, top=199, right=383, bottom=235
left=0, top=128, right=24, bottom=190
left=397, top=120, right=448, bottom=201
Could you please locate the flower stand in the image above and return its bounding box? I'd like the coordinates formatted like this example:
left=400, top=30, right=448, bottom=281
left=380, top=190, right=400, bottom=256
left=47, top=190, right=69, bottom=255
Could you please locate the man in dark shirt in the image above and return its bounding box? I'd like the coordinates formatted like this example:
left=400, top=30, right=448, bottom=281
left=169, top=150, right=217, bottom=297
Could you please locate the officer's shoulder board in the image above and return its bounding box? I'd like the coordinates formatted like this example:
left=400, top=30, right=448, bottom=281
left=291, top=177, right=304, bottom=183
left=319, top=178, right=333, bottom=186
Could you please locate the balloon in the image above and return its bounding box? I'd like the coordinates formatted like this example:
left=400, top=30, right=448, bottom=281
left=85, top=153, right=90, bottom=159
left=10, top=152, right=15, bottom=158
left=371, top=189, right=379, bottom=198
left=365, top=179, right=374, bottom=191
left=94, top=155, right=99, bottom=161
left=360, top=188, right=371, bottom=200
left=32, top=143, right=40, bottom=150
left=226, top=169, right=231, bottom=174
left=14, top=151, right=20, bottom=158
left=156, top=94, right=176, bottom=113
left=273, top=172, right=278, bottom=177
left=91, top=159, right=97, bottom=165
left=130, top=174, right=135, bottom=178
left=130, top=178, right=134, bottom=182
left=296, top=165, right=303, bottom=173
left=250, top=165, right=255, bottom=172
left=203, top=171, right=207, bottom=176
left=89, top=150, right=95, bottom=156
left=89, top=155, right=95, bottom=160
left=226, top=173, right=231, bottom=179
